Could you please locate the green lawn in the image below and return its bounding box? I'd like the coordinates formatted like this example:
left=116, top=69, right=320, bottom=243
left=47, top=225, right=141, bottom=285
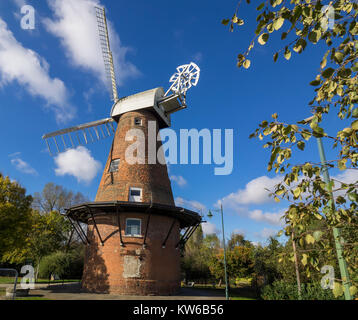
left=0, top=276, right=80, bottom=284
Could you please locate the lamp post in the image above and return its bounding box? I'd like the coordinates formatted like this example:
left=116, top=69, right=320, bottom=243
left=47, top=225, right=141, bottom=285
left=304, top=116, right=352, bottom=300
left=208, top=203, right=229, bottom=300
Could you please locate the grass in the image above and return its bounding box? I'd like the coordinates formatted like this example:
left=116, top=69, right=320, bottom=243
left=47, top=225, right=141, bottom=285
left=0, top=276, right=80, bottom=284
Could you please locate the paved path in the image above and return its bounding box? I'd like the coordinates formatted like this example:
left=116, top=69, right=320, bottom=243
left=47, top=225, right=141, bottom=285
left=10, top=283, right=225, bottom=300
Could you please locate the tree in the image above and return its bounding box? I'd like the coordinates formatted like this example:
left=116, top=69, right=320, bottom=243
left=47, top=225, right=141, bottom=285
left=208, top=234, right=255, bottom=284
left=32, top=182, right=88, bottom=248
left=38, top=247, right=84, bottom=280
left=0, top=173, right=33, bottom=264
left=25, top=210, right=71, bottom=279
left=253, top=237, right=286, bottom=285
left=32, top=182, right=88, bottom=214
left=223, top=0, right=358, bottom=298
left=227, top=232, right=251, bottom=249
left=203, top=233, right=221, bottom=250
left=181, top=225, right=213, bottom=282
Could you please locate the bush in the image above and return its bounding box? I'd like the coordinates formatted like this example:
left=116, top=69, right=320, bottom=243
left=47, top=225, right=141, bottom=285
left=39, top=248, right=83, bottom=280
left=261, top=280, right=342, bottom=300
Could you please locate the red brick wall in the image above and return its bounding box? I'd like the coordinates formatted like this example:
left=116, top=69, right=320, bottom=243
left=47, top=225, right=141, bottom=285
left=82, top=212, right=181, bottom=295
left=95, top=110, right=174, bottom=206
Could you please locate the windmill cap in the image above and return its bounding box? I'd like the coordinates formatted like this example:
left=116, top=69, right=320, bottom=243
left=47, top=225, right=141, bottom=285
left=110, top=88, right=169, bottom=126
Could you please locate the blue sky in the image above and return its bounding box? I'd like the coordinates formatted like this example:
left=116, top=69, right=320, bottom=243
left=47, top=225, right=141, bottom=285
left=0, top=0, right=353, bottom=244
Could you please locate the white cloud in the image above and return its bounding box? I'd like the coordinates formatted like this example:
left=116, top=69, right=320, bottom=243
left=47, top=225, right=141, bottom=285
left=44, top=0, right=140, bottom=89
left=0, top=18, right=73, bottom=122
left=170, top=175, right=187, bottom=187
left=202, top=221, right=220, bottom=235
left=254, top=227, right=278, bottom=240
left=54, top=146, right=101, bottom=184
left=219, top=175, right=283, bottom=208
left=10, top=157, right=38, bottom=175
left=332, top=169, right=358, bottom=185
left=248, top=208, right=286, bottom=226
left=175, top=197, right=206, bottom=214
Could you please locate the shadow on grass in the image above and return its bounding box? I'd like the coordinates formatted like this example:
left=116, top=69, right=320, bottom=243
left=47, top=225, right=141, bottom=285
left=38, top=282, right=82, bottom=294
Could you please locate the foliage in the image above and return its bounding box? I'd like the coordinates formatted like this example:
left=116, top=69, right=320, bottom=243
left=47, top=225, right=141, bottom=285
left=261, top=279, right=341, bottom=300
left=0, top=173, right=33, bottom=264
left=253, top=237, right=288, bottom=284
left=181, top=225, right=213, bottom=281
left=6, top=209, right=72, bottom=277
left=38, top=246, right=84, bottom=280
left=227, top=232, right=251, bottom=249
left=27, top=211, right=71, bottom=273
left=223, top=0, right=358, bottom=297
left=200, top=232, right=256, bottom=282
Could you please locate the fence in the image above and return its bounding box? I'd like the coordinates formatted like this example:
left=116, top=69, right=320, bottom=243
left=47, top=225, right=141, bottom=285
left=0, top=268, right=19, bottom=300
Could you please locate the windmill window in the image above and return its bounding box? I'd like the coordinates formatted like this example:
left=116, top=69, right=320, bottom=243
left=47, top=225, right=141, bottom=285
left=134, top=118, right=142, bottom=126
left=125, top=218, right=141, bottom=236
left=129, top=187, right=142, bottom=202
left=109, top=159, right=120, bottom=172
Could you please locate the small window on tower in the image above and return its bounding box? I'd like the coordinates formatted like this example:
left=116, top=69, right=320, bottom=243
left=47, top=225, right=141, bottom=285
left=129, top=187, right=142, bottom=202
left=125, top=218, right=141, bottom=236
left=109, top=159, right=120, bottom=172
left=134, top=117, right=142, bottom=126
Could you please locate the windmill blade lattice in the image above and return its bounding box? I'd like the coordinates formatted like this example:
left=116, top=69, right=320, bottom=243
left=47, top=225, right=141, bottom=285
left=95, top=6, right=118, bottom=102
left=43, top=118, right=116, bottom=156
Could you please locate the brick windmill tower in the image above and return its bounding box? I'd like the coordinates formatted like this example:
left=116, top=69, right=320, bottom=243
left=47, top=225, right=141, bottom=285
left=42, top=7, right=201, bottom=295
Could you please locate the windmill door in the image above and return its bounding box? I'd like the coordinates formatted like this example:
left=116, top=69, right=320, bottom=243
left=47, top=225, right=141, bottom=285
left=129, top=187, right=142, bottom=202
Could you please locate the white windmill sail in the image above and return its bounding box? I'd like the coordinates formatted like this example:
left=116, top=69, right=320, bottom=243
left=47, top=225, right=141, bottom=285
left=42, top=6, right=119, bottom=156
left=95, top=6, right=119, bottom=103
left=42, top=6, right=201, bottom=157
left=42, top=118, right=116, bottom=156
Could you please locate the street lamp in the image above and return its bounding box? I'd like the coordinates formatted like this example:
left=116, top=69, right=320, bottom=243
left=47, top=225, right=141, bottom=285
left=303, top=116, right=352, bottom=300
left=208, top=203, right=229, bottom=300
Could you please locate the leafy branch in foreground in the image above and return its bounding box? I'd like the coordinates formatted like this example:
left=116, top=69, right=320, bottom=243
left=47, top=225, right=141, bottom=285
left=224, top=0, right=358, bottom=298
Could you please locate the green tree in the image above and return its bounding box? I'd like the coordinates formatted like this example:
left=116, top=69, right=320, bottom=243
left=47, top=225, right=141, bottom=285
left=253, top=237, right=286, bottom=285
left=224, top=0, right=358, bottom=298
left=0, top=173, right=33, bottom=264
left=24, top=210, right=71, bottom=279
left=227, top=232, right=251, bottom=249
left=208, top=234, right=255, bottom=284
left=38, top=246, right=84, bottom=280
left=203, top=233, right=221, bottom=250
left=181, top=226, right=213, bottom=282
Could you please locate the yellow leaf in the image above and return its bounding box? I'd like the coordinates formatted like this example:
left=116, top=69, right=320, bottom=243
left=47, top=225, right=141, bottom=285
left=305, top=234, right=315, bottom=245
left=243, top=59, right=251, bottom=69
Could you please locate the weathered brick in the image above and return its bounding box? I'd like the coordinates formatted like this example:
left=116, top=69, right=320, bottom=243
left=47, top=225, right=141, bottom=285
left=82, top=111, right=181, bottom=295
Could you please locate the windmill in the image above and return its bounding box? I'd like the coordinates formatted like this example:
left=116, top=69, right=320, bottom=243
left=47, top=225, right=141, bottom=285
left=45, top=6, right=202, bottom=296
left=42, top=6, right=200, bottom=156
